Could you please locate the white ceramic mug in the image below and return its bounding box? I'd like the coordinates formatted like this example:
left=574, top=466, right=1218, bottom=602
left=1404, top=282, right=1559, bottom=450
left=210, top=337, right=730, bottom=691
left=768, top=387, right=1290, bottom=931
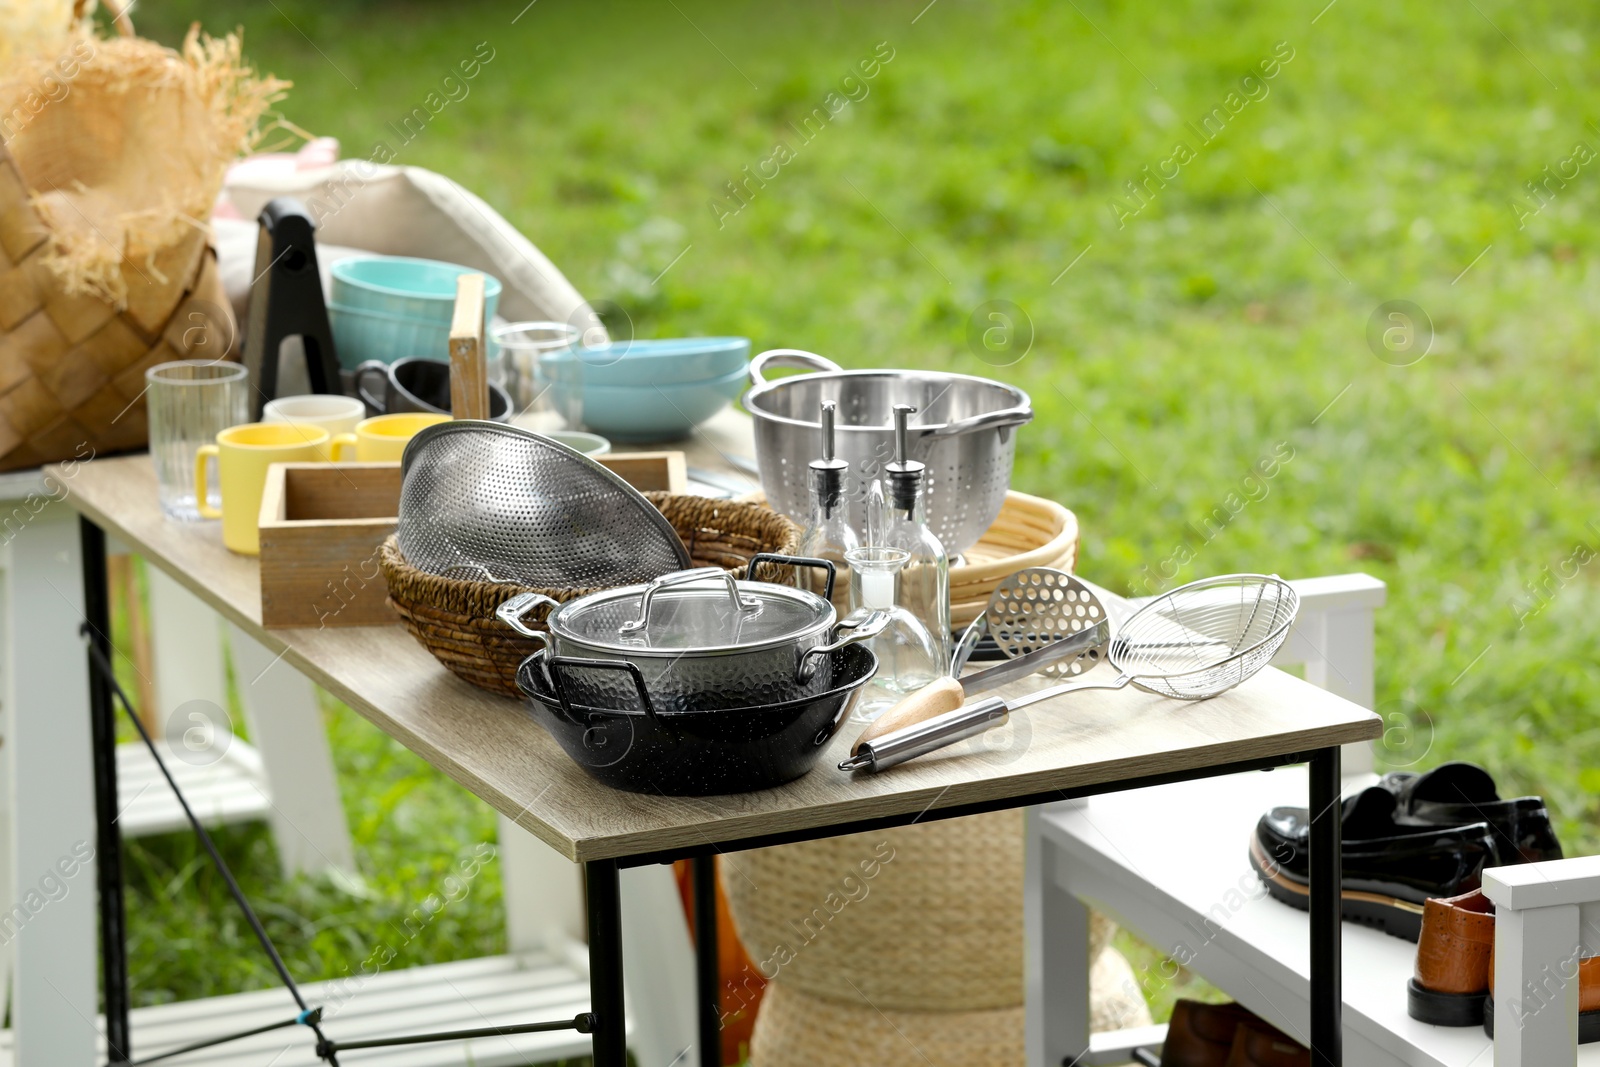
left=262, top=395, right=366, bottom=459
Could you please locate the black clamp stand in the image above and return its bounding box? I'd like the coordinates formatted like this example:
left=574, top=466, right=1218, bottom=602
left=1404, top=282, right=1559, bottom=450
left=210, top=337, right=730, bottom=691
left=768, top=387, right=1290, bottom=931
left=243, top=198, right=344, bottom=419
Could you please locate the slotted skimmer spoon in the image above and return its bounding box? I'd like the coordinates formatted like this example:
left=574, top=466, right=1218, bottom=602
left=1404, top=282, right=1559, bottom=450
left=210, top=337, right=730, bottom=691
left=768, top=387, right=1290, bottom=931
left=840, top=574, right=1300, bottom=773
left=987, top=567, right=1110, bottom=679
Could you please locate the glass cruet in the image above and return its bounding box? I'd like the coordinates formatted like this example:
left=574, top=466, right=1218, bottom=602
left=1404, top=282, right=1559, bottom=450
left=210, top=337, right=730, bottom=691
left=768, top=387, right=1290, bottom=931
left=881, top=404, right=951, bottom=667
left=796, top=400, right=858, bottom=615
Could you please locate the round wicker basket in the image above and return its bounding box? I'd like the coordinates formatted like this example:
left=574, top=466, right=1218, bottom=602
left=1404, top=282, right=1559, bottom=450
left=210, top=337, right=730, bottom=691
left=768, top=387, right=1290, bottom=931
left=723, top=812, right=1024, bottom=1012
left=950, top=490, right=1079, bottom=627
left=380, top=492, right=801, bottom=697
left=751, top=982, right=1023, bottom=1067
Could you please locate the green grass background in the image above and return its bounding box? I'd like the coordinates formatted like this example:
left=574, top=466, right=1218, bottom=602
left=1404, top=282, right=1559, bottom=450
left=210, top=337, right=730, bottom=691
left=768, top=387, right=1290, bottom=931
left=109, top=0, right=1600, bottom=1053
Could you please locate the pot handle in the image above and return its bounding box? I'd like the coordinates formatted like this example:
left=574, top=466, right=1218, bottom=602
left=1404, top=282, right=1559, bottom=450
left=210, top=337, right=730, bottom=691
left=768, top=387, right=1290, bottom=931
left=745, top=553, right=836, bottom=603
left=796, top=608, right=890, bottom=682
left=922, top=403, right=1035, bottom=440
left=546, top=654, right=662, bottom=725
left=619, top=567, right=760, bottom=635
left=748, top=349, right=842, bottom=387
left=497, top=591, right=558, bottom=648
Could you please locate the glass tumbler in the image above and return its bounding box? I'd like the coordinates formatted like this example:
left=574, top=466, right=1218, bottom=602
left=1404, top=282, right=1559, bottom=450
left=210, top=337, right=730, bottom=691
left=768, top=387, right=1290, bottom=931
left=492, top=321, right=580, bottom=428
left=146, top=360, right=249, bottom=521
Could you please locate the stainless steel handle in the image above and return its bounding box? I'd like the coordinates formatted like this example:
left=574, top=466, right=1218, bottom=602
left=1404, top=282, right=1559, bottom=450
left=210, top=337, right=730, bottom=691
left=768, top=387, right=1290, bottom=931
left=839, top=696, right=1009, bottom=772
left=619, top=567, right=760, bottom=635
left=748, top=349, right=842, bottom=386
left=923, top=404, right=1035, bottom=440
left=496, top=591, right=557, bottom=650
left=796, top=609, right=890, bottom=682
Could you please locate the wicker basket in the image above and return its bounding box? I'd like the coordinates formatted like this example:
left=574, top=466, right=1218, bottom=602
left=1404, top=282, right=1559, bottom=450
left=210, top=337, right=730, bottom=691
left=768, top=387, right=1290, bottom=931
left=0, top=28, right=281, bottom=470
left=951, top=490, right=1079, bottom=627
left=751, top=982, right=1023, bottom=1067
left=381, top=493, right=802, bottom=698
left=724, top=812, right=1025, bottom=1012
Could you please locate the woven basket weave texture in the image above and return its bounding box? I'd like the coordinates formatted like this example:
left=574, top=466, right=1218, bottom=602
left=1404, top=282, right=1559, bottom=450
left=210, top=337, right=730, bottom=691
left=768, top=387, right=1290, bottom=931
left=0, top=29, right=279, bottom=470
left=0, top=158, right=231, bottom=471
left=751, top=981, right=1024, bottom=1067
left=381, top=492, right=802, bottom=697
left=723, top=812, right=1024, bottom=1012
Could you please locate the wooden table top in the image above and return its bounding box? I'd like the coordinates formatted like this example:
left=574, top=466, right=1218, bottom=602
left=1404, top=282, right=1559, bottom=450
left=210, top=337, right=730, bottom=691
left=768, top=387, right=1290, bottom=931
left=53, top=413, right=1379, bottom=863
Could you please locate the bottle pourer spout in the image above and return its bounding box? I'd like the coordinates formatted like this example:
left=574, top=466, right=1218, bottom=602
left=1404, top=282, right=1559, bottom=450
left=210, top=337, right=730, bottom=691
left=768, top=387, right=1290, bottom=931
left=892, top=404, right=914, bottom=467
left=885, top=404, right=924, bottom=512
left=810, top=400, right=848, bottom=508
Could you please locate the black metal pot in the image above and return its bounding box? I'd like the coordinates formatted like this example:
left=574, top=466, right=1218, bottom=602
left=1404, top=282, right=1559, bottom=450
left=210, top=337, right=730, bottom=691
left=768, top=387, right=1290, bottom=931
left=515, top=644, right=877, bottom=795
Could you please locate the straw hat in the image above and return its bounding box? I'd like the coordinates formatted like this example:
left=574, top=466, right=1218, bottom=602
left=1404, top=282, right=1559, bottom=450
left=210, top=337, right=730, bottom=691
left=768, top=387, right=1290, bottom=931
left=0, top=25, right=284, bottom=469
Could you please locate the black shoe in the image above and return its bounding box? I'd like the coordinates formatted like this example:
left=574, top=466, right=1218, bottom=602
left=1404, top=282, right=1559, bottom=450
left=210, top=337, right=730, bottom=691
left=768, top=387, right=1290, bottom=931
left=1250, top=787, right=1496, bottom=942
left=1378, top=761, right=1563, bottom=866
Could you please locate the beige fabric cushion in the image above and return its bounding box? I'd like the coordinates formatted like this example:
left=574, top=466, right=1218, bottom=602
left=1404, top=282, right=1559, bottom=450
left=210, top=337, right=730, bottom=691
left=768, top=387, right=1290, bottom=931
left=218, top=161, right=600, bottom=329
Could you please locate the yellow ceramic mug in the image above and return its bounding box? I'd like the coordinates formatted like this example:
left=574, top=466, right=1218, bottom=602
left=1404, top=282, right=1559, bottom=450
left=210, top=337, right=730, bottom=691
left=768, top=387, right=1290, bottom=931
left=195, top=422, right=330, bottom=555
left=331, top=413, right=450, bottom=462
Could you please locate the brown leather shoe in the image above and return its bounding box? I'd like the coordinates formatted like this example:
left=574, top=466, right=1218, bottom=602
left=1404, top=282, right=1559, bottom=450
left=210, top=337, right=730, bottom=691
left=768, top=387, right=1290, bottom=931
left=1408, top=889, right=1495, bottom=1025
left=1161, top=1001, right=1261, bottom=1067
left=1409, top=888, right=1600, bottom=1037
left=1485, top=948, right=1600, bottom=1042
left=1224, top=1020, right=1310, bottom=1066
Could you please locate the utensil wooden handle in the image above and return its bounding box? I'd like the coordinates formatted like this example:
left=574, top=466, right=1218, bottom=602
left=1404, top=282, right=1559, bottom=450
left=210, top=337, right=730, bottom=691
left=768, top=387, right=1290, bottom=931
left=851, top=676, right=964, bottom=754
left=449, top=273, right=489, bottom=420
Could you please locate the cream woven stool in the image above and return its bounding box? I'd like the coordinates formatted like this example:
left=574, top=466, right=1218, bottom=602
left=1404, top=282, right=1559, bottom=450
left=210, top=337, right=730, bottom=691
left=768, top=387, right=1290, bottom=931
left=725, top=810, right=1150, bottom=1065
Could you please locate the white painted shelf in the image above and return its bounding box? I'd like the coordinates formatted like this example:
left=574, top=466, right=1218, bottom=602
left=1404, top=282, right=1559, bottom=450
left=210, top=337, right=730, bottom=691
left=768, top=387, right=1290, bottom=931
left=0, top=951, right=598, bottom=1066
left=1040, top=767, right=1600, bottom=1067
left=115, top=740, right=275, bottom=838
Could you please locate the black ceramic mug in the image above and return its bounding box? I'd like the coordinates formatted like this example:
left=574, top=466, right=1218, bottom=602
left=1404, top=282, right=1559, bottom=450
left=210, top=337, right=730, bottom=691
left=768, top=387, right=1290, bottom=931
left=354, top=357, right=513, bottom=422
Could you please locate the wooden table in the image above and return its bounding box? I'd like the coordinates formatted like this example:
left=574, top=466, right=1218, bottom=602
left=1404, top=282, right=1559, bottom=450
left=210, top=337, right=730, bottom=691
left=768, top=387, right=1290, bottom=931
left=54, top=419, right=1379, bottom=1067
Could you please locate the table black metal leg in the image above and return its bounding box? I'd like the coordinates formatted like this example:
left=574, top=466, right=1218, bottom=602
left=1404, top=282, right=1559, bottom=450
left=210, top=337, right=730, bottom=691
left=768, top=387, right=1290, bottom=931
left=82, top=516, right=132, bottom=1064
left=586, top=859, right=627, bottom=1067
left=1309, top=746, right=1342, bottom=1067
left=692, top=855, right=721, bottom=1067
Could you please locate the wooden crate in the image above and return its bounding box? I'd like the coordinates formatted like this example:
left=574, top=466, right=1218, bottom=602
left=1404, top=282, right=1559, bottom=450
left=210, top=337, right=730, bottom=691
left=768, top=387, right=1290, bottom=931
left=257, top=452, right=688, bottom=629
left=596, top=451, right=687, bottom=492
left=258, top=463, right=401, bottom=629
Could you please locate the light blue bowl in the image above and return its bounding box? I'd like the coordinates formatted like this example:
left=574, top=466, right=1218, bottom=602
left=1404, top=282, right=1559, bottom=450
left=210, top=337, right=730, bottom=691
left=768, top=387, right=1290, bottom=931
left=328, top=257, right=502, bottom=369
left=539, top=337, right=751, bottom=387
left=541, top=365, right=748, bottom=442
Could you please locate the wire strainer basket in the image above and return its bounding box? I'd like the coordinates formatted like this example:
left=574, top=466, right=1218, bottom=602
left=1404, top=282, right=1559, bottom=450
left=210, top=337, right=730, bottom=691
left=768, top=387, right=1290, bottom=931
left=1107, top=573, right=1299, bottom=699
left=395, top=420, right=691, bottom=587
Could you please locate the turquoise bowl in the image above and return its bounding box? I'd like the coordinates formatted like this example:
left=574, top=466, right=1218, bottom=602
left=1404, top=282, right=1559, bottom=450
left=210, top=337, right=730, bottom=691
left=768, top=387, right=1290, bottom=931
left=541, top=365, right=748, bottom=442
left=328, top=256, right=502, bottom=369
left=539, top=337, right=750, bottom=387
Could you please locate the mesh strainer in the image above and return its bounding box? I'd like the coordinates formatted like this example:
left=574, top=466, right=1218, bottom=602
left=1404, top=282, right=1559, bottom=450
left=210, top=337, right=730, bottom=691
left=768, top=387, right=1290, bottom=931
left=395, top=420, right=691, bottom=586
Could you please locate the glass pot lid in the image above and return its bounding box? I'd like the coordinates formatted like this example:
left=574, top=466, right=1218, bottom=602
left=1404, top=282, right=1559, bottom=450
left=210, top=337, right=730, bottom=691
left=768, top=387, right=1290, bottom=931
left=551, top=568, right=835, bottom=655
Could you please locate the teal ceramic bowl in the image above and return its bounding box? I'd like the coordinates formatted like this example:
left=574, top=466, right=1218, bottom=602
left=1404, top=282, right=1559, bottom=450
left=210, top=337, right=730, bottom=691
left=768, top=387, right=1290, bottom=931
left=328, top=257, right=502, bottom=369
left=538, top=337, right=750, bottom=387
left=541, top=365, right=747, bottom=441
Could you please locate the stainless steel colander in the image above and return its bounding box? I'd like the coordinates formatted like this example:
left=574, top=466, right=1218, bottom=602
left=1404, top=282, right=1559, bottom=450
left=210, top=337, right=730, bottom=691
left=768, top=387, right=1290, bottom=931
left=395, top=420, right=691, bottom=586
left=744, top=351, right=1033, bottom=555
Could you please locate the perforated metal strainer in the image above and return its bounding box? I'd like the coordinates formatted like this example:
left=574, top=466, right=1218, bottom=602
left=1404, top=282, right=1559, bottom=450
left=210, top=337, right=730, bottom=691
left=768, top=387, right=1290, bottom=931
left=988, top=567, right=1110, bottom=679
left=396, top=420, right=691, bottom=586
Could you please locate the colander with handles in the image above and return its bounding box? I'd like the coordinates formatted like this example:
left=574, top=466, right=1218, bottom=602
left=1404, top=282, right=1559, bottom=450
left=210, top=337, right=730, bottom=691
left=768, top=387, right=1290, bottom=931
left=743, top=350, right=1033, bottom=556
